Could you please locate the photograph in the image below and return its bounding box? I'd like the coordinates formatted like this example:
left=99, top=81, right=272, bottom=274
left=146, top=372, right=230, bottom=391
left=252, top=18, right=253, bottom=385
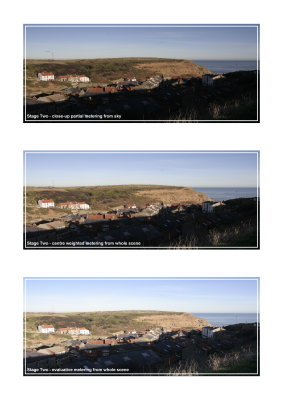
left=23, top=24, right=259, bottom=122
left=23, top=277, right=260, bottom=376
left=24, top=151, right=260, bottom=249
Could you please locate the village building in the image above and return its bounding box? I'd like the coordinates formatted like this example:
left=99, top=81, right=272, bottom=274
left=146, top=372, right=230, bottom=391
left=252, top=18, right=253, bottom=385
left=57, top=327, right=90, bottom=335
left=202, top=74, right=224, bottom=86
left=38, top=72, right=55, bottom=81
left=104, top=86, right=118, bottom=93
left=38, top=325, right=55, bottom=333
left=58, top=201, right=90, bottom=210
left=117, top=81, right=139, bottom=89
left=38, top=199, right=55, bottom=208
left=67, top=327, right=90, bottom=335
left=57, top=328, right=69, bottom=334
left=91, top=349, right=163, bottom=372
left=201, top=201, right=222, bottom=213
left=57, top=75, right=90, bottom=83
left=202, top=326, right=222, bottom=338
left=79, top=328, right=90, bottom=335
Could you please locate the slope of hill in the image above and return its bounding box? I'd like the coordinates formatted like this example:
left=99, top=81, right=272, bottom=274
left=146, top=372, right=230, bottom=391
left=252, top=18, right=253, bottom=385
left=24, top=185, right=211, bottom=223
left=24, top=57, right=211, bottom=95
left=24, top=310, right=210, bottom=348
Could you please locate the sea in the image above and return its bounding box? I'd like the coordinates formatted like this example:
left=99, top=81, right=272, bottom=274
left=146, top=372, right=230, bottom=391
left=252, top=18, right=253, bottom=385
left=194, top=313, right=259, bottom=327
left=192, top=187, right=258, bottom=202
left=192, top=60, right=258, bottom=74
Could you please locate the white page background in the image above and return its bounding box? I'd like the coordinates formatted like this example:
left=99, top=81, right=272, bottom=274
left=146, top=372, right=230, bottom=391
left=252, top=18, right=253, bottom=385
left=0, top=1, right=282, bottom=398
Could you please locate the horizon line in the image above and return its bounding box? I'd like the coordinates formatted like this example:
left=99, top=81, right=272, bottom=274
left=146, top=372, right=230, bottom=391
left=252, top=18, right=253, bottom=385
left=24, top=310, right=258, bottom=314
left=24, top=184, right=259, bottom=188
left=25, top=57, right=258, bottom=61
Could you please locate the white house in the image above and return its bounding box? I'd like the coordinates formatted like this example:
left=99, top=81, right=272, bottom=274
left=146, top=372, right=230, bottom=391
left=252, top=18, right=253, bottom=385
left=38, top=72, right=55, bottom=81
left=58, top=201, right=90, bottom=210
left=78, top=202, right=90, bottom=210
left=201, top=201, right=222, bottom=213
left=57, top=328, right=69, bottom=334
left=57, top=75, right=90, bottom=83
left=78, top=75, right=90, bottom=83
left=38, top=199, right=55, bottom=208
left=38, top=325, right=55, bottom=334
left=202, top=326, right=221, bottom=338
left=79, top=328, right=90, bottom=335
left=56, top=327, right=90, bottom=335
left=66, top=327, right=90, bottom=335
left=202, top=74, right=224, bottom=86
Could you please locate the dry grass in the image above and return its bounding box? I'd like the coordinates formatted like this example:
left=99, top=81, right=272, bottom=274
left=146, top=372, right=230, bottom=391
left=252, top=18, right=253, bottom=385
left=208, top=221, right=254, bottom=246
left=170, top=235, right=199, bottom=249
left=167, top=345, right=257, bottom=375
left=207, top=345, right=254, bottom=371
left=169, top=108, right=199, bottom=122
left=170, top=93, right=257, bottom=122
left=134, top=313, right=209, bottom=330
left=208, top=94, right=257, bottom=120
left=135, top=60, right=209, bottom=77
left=170, top=220, right=257, bottom=248
left=167, top=360, right=199, bottom=376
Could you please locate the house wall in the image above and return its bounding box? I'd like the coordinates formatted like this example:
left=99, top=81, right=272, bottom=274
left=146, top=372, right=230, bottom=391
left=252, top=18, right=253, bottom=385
left=202, top=327, right=213, bottom=338
left=79, top=329, right=90, bottom=335
left=38, top=200, right=54, bottom=208
left=38, top=74, right=54, bottom=81
left=202, top=203, right=213, bottom=213
left=38, top=327, right=54, bottom=333
left=79, top=204, right=90, bottom=210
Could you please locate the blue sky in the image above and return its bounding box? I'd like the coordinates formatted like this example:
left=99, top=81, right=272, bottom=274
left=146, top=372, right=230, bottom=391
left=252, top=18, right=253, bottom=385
left=24, top=278, right=259, bottom=313
left=24, top=151, right=259, bottom=188
left=24, top=25, right=259, bottom=60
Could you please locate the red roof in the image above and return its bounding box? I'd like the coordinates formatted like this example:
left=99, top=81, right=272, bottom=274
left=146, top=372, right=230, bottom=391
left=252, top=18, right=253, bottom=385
left=40, top=199, right=54, bottom=203
left=87, top=215, right=103, bottom=220
left=87, top=88, right=104, bottom=93
left=40, top=72, right=54, bottom=76
left=88, top=339, right=104, bottom=344
left=40, top=325, right=54, bottom=328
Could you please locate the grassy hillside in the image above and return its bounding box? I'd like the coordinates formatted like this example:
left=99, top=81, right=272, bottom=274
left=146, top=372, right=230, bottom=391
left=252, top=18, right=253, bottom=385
left=24, top=310, right=209, bottom=347
left=24, top=185, right=210, bottom=222
left=24, top=57, right=211, bottom=95
left=25, top=310, right=208, bottom=331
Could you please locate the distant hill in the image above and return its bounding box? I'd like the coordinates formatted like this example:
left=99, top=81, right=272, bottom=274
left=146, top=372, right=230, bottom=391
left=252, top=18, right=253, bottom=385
left=25, top=310, right=210, bottom=338
left=25, top=185, right=211, bottom=223
left=24, top=57, right=211, bottom=94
